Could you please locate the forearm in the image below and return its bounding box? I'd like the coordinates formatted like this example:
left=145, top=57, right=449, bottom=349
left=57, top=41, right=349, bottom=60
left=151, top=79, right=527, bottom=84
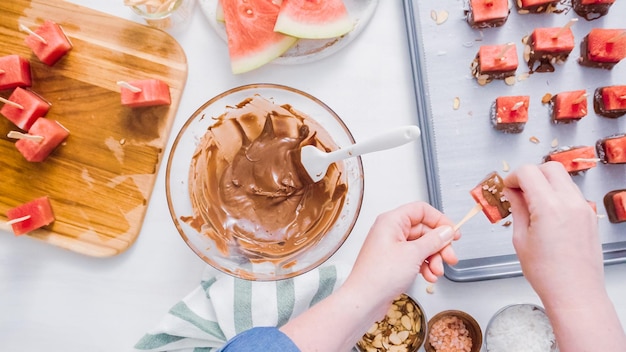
left=279, top=282, right=390, bottom=352
left=543, top=290, right=626, bottom=352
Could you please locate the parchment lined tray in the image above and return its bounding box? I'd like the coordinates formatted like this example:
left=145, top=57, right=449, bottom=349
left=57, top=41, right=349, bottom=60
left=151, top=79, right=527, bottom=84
left=403, top=0, right=626, bottom=281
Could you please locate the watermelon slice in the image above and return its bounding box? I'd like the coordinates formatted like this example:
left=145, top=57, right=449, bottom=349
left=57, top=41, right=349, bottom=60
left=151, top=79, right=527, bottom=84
left=274, top=0, right=354, bottom=39
left=119, top=79, right=172, bottom=108
left=14, top=118, right=70, bottom=162
left=23, top=20, right=73, bottom=66
left=544, top=146, right=597, bottom=174
left=6, top=196, right=55, bottom=236
left=0, top=87, right=51, bottom=131
left=221, top=0, right=298, bottom=74
left=0, top=55, right=32, bottom=91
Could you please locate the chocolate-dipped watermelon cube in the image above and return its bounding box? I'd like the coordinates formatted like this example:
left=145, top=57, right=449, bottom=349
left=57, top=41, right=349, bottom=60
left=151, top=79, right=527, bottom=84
left=24, top=20, right=72, bottom=66
left=603, top=190, right=626, bottom=223
left=596, top=133, right=626, bottom=164
left=551, top=90, right=588, bottom=123
left=6, top=196, right=55, bottom=236
left=0, top=55, right=32, bottom=90
left=466, top=0, right=510, bottom=29
left=573, top=0, right=615, bottom=21
left=491, top=95, right=529, bottom=133
left=579, top=28, right=626, bottom=69
left=119, top=79, right=171, bottom=108
left=543, top=146, right=597, bottom=175
left=526, top=27, right=575, bottom=73
left=515, top=0, right=559, bottom=13
left=470, top=171, right=511, bottom=224
left=471, top=43, right=518, bottom=85
left=0, top=87, right=51, bottom=130
left=14, top=118, right=70, bottom=162
left=593, top=85, right=626, bottom=118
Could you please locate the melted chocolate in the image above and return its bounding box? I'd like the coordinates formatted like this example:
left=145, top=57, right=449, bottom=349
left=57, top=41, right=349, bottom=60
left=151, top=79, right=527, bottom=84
left=479, top=172, right=511, bottom=220
left=186, top=95, right=347, bottom=262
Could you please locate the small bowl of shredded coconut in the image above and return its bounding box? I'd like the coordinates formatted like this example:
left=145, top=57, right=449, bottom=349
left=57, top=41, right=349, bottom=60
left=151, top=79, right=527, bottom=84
left=485, top=303, right=558, bottom=352
left=425, top=310, right=482, bottom=352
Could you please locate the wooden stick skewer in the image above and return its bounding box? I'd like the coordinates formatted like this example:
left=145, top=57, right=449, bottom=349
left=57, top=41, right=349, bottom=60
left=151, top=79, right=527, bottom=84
left=18, top=23, right=47, bottom=45
left=116, top=81, right=142, bottom=93
left=607, top=31, right=626, bottom=44
left=511, top=101, right=525, bottom=111
left=7, top=131, right=44, bottom=142
left=453, top=203, right=483, bottom=232
left=7, top=215, right=31, bottom=225
left=573, top=157, right=602, bottom=163
left=0, top=69, right=5, bottom=74
left=573, top=93, right=588, bottom=104
left=0, top=96, right=24, bottom=110
left=497, top=43, right=515, bottom=61
left=552, top=18, right=578, bottom=39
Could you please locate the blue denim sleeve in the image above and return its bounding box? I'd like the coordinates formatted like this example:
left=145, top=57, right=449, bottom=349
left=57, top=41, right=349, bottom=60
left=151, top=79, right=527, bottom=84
left=217, top=326, right=301, bottom=352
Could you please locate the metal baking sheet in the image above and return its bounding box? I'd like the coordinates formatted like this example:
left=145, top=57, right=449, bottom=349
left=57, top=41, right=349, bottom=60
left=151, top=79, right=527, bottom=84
left=403, top=0, right=626, bottom=281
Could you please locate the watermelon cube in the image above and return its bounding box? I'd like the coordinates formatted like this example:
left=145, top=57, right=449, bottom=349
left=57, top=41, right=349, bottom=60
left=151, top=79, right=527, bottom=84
left=552, top=90, right=588, bottom=122
left=543, top=146, right=597, bottom=175
left=119, top=79, right=171, bottom=108
left=15, top=118, right=70, bottom=162
left=581, top=28, right=626, bottom=69
left=596, top=133, right=626, bottom=164
left=6, top=196, right=55, bottom=236
left=0, top=87, right=51, bottom=130
left=24, top=20, right=73, bottom=66
left=531, top=28, right=575, bottom=54
left=573, top=0, right=615, bottom=20
left=0, top=54, right=32, bottom=90
left=594, top=85, right=626, bottom=118
left=604, top=190, right=626, bottom=223
left=467, top=0, right=510, bottom=28
left=492, top=95, right=529, bottom=133
left=478, top=44, right=519, bottom=73
left=469, top=171, right=511, bottom=224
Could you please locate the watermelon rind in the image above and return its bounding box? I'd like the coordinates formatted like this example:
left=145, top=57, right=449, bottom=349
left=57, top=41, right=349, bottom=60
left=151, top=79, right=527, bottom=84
left=230, top=37, right=297, bottom=74
left=222, top=0, right=298, bottom=74
left=274, top=0, right=355, bottom=39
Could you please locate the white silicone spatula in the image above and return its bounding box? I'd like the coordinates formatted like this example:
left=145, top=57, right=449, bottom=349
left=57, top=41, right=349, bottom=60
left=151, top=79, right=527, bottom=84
left=300, top=125, right=421, bottom=183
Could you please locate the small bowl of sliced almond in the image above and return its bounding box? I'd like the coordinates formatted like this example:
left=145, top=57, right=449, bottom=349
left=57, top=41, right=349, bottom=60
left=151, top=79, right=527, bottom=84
left=356, top=293, right=426, bottom=352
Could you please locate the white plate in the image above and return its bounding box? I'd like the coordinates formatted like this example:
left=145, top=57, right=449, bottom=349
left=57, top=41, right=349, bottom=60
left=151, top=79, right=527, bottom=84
left=199, top=0, right=379, bottom=64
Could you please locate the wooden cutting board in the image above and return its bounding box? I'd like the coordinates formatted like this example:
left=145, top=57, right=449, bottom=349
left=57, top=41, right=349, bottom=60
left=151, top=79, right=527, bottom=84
left=0, top=0, right=188, bottom=256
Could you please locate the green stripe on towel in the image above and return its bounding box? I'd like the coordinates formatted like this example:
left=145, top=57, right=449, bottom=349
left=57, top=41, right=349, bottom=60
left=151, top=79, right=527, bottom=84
left=170, top=301, right=227, bottom=341
left=276, top=278, right=295, bottom=327
left=310, top=265, right=337, bottom=307
left=134, top=333, right=185, bottom=349
left=233, top=279, right=253, bottom=334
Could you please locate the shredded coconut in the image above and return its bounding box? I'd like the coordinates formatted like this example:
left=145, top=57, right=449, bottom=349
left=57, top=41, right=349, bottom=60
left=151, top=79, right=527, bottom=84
left=486, top=305, right=557, bottom=352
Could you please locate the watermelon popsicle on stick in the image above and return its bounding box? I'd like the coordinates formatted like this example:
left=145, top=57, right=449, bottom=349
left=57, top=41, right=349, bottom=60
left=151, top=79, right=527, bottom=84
left=8, top=118, right=70, bottom=162
left=21, top=21, right=73, bottom=66
left=117, top=79, right=172, bottom=108
left=0, top=87, right=51, bottom=131
left=468, top=171, right=512, bottom=224
left=6, top=196, right=55, bottom=236
left=0, top=54, right=32, bottom=90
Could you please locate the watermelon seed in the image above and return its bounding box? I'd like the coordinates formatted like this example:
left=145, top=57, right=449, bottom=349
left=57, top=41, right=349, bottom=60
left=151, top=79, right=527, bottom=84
left=18, top=23, right=47, bottom=45
left=0, top=96, right=24, bottom=110
left=7, top=215, right=31, bottom=225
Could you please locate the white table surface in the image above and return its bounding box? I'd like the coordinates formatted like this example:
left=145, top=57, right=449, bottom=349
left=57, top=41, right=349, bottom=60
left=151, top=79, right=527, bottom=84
left=1, top=1, right=624, bottom=351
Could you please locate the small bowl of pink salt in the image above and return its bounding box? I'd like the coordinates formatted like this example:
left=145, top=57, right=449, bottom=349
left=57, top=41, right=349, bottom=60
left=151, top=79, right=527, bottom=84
left=425, top=310, right=482, bottom=352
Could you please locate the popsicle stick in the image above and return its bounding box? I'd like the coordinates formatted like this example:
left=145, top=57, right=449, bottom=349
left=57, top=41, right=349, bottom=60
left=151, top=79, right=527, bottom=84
left=0, top=96, right=24, bottom=109
left=573, top=157, right=601, bottom=163
left=497, top=43, right=514, bottom=60
left=607, top=31, right=626, bottom=44
left=573, top=93, right=588, bottom=104
left=453, top=203, right=483, bottom=232
left=116, top=80, right=142, bottom=93
left=7, top=131, right=44, bottom=142
left=19, top=23, right=47, bottom=45
left=0, top=69, right=5, bottom=74
left=552, top=18, right=577, bottom=39
left=511, top=101, right=525, bottom=111
left=7, top=215, right=31, bottom=225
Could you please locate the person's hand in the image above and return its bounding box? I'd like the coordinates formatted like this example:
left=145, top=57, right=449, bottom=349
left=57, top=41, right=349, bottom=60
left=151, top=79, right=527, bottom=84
left=343, top=202, right=460, bottom=306
left=503, top=162, right=605, bottom=307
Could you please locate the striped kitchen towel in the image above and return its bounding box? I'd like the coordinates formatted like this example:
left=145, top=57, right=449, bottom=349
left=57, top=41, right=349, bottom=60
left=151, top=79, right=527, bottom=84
left=134, top=263, right=349, bottom=352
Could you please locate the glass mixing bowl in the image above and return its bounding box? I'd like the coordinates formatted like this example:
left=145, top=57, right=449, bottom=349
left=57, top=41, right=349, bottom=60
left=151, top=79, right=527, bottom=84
left=165, top=84, right=364, bottom=280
